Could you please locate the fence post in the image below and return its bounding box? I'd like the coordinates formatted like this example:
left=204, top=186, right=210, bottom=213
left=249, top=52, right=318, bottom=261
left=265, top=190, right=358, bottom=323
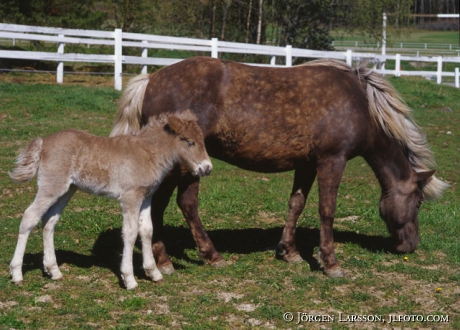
left=455, top=68, right=459, bottom=88
left=436, top=56, right=442, bottom=84
left=270, top=56, right=276, bottom=66
left=141, top=40, right=148, bottom=74
left=395, top=54, right=401, bottom=77
left=286, top=45, right=292, bottom=67
left=211, top=38, right=218, bottom=58
left=57, top=34, right=64, bottom=84
left=114, top=28, right=123, bottom=91
left=346, top=50, right=352, bottom=66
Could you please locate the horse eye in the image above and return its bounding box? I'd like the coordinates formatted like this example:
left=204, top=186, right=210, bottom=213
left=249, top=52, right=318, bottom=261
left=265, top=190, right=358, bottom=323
left=187, top=140, right=195, bottom=147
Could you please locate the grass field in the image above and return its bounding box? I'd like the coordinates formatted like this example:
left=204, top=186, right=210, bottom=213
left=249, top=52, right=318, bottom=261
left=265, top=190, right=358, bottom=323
left=0, top=75, right=459, bottom=329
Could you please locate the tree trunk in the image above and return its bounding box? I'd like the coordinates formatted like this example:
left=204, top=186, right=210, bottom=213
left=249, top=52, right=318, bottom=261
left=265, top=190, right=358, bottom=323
left=246, top=0, right=253, bottom=43
left=221, top=0, right=232, bottom=40
left=256, top=0, right=263, bottom=44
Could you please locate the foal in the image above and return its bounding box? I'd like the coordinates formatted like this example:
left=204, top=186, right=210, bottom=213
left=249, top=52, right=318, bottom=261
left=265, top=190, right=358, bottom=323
left=9, top=110, right=212, bottom=290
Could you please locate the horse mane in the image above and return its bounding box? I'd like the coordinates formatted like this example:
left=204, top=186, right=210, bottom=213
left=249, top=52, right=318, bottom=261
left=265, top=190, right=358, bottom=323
left=301, top=59, right=449, bottom=199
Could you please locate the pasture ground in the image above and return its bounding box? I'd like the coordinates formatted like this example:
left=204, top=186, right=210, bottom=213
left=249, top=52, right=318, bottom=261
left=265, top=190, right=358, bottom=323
left=0, top=74, right=459, bottom=329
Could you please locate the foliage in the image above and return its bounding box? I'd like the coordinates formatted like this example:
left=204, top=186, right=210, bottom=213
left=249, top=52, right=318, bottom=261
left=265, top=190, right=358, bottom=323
left=0, top=0, right=107, bottom=29
left=3, top=0, right=448, bottom=50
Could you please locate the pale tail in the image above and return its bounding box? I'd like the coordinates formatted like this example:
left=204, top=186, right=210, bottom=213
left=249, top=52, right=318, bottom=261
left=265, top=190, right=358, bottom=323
left=110, top=74, right=151, bottom=137
left=9, top=137, right=43, bottom=183
left=303, top=59, right=449, bottom=199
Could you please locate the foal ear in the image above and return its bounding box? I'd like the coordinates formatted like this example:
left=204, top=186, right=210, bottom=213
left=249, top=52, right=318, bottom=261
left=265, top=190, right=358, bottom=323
left=415, top=170, right=436, bottom=186
left=164, top=116, right=184, bottom=135
left=178, top=109, right=198, bottom=122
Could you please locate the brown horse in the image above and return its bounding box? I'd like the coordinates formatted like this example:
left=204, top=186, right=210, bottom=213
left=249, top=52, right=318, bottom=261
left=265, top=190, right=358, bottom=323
left=110, top=57, right=449, bottom=277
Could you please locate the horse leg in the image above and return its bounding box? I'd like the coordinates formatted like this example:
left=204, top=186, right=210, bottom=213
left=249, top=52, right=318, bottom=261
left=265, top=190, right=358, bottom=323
left=177, top=176, right=226, bottom=267
left=316, top=156, right=347, bottom=278
left=138, top=196, right=163, bottom=283
left=42, top=185, right=77, bottom=280
left=120, top=194, right=142, bottom=290
left=151, top=172, right=181, bottom=274
left=277, top=166, right=316, bottom=263
left=10, top=191, right=62, bottom=284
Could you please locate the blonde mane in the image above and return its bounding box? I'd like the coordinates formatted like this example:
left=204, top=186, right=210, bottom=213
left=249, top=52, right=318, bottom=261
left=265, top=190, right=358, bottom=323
left=301, top=59, right=449, bottom=199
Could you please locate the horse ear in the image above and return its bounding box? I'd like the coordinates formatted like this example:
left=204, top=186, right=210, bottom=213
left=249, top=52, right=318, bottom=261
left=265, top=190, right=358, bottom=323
left=164, top=116, right=183, bottom=135
left=415, top=170, right=436, bottom=186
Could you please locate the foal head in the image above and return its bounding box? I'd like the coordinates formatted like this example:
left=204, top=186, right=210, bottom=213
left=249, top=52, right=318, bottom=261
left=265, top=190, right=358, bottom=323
left=148, top=110, right=212, bottom=177
left=379, top=169, right=436, bottom=253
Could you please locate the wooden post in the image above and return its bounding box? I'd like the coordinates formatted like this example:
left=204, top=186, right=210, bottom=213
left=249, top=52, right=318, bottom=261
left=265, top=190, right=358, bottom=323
left=114, top=29, right=123, bottom=91
left=455, top=68, right=459, bottom=88
left=436, top=56, right=442, bottom=84
left=346, top=49, right=352, bottom=66
left=57, top=34, right=64, bottom=84
left=285, top=45, right=292, bottom=67
left=211, top=38, right=218, bottom=58
left=141, top=40, right=148, bottom=74
left=395, top=54, right=401, bottom=77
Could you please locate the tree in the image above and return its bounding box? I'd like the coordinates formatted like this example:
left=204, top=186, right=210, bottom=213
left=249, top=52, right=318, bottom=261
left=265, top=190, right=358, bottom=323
left=334, top=0, right=413, bottom=40
left=0, top=0, right=107, bottom=29
left=267, top=0, right=335, bottom=50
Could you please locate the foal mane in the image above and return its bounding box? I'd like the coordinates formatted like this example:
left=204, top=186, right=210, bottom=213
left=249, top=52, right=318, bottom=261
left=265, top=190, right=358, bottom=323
left=301, top=59, right=449, bottom=199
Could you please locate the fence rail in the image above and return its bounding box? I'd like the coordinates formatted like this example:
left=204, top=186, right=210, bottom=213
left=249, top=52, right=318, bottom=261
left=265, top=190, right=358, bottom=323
left=1, top=23, right=459, bottom=90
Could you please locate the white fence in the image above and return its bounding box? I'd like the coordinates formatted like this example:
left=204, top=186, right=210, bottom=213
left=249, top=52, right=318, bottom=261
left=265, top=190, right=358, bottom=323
left=1, top=23, right=459, bottom=90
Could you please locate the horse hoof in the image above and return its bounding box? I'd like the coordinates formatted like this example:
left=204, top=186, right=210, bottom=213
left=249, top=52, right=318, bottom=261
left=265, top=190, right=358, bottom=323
left=325, top=267, right=346, bottom=278
left=158, top=263, right=175, bottom=275
left=210, top=259, right=227, bottom=268
left=284, top=253, right=303, bottom=263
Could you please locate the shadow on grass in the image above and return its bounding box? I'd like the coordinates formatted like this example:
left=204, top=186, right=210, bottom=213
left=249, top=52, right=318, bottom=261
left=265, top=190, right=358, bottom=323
left=20, top=226, right=394, bottom=286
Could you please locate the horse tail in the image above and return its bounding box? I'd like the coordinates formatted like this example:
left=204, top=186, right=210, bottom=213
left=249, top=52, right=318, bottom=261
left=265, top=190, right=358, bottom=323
left=302, top=59, right=449, bottom=199
left=110, top=74, right=151, bottom=137
left=9, top=137, right=43, bottom=183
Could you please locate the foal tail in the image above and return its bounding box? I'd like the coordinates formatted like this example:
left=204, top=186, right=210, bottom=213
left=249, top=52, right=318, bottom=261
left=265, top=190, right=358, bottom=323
left=9, top=137, right=43, bottom=183
left=110, top=74, right=151, bottom=137
left=303, top=59, right=449, bottom=199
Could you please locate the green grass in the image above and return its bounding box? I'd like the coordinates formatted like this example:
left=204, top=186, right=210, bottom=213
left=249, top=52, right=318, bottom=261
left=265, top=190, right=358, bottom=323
left=0, top=77, right=459, bottom=329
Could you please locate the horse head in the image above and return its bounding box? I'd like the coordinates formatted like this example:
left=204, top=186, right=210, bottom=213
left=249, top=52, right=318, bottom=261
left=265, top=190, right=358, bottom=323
left=379, top=169, right=436, bottom=253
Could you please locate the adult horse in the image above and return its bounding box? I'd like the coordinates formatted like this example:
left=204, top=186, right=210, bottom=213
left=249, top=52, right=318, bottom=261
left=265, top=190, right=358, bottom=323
left=111, top=57, right=448, bottom=277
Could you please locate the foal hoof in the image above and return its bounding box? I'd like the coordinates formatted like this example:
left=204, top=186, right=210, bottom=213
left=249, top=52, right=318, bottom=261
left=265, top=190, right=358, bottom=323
left=158, top=263, right=175, bottom=275
left=11, top=279, right=24, bottom=286
left=324, top=266, right=346, bottom=278
left=210, top=259, right=227, bottom=268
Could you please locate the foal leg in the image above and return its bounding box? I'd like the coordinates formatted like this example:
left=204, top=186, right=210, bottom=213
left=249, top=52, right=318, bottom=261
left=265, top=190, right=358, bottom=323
left=316, top=156, right=347, bottom=278
left=120, top=194, right=143, bottom=290
left=10, top=191, right=62, bottom=284
left=277, top=166, right=317, bottom=263
left=138, top=196, right=163, bottom=283
left=177, top=176, right=226, bottom=267
left=42, top=186, right=77, bottom=280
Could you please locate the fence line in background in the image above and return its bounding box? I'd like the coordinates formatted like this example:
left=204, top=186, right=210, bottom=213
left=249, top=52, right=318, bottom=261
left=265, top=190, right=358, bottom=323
left=0, top=23, right=459, bottom=90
